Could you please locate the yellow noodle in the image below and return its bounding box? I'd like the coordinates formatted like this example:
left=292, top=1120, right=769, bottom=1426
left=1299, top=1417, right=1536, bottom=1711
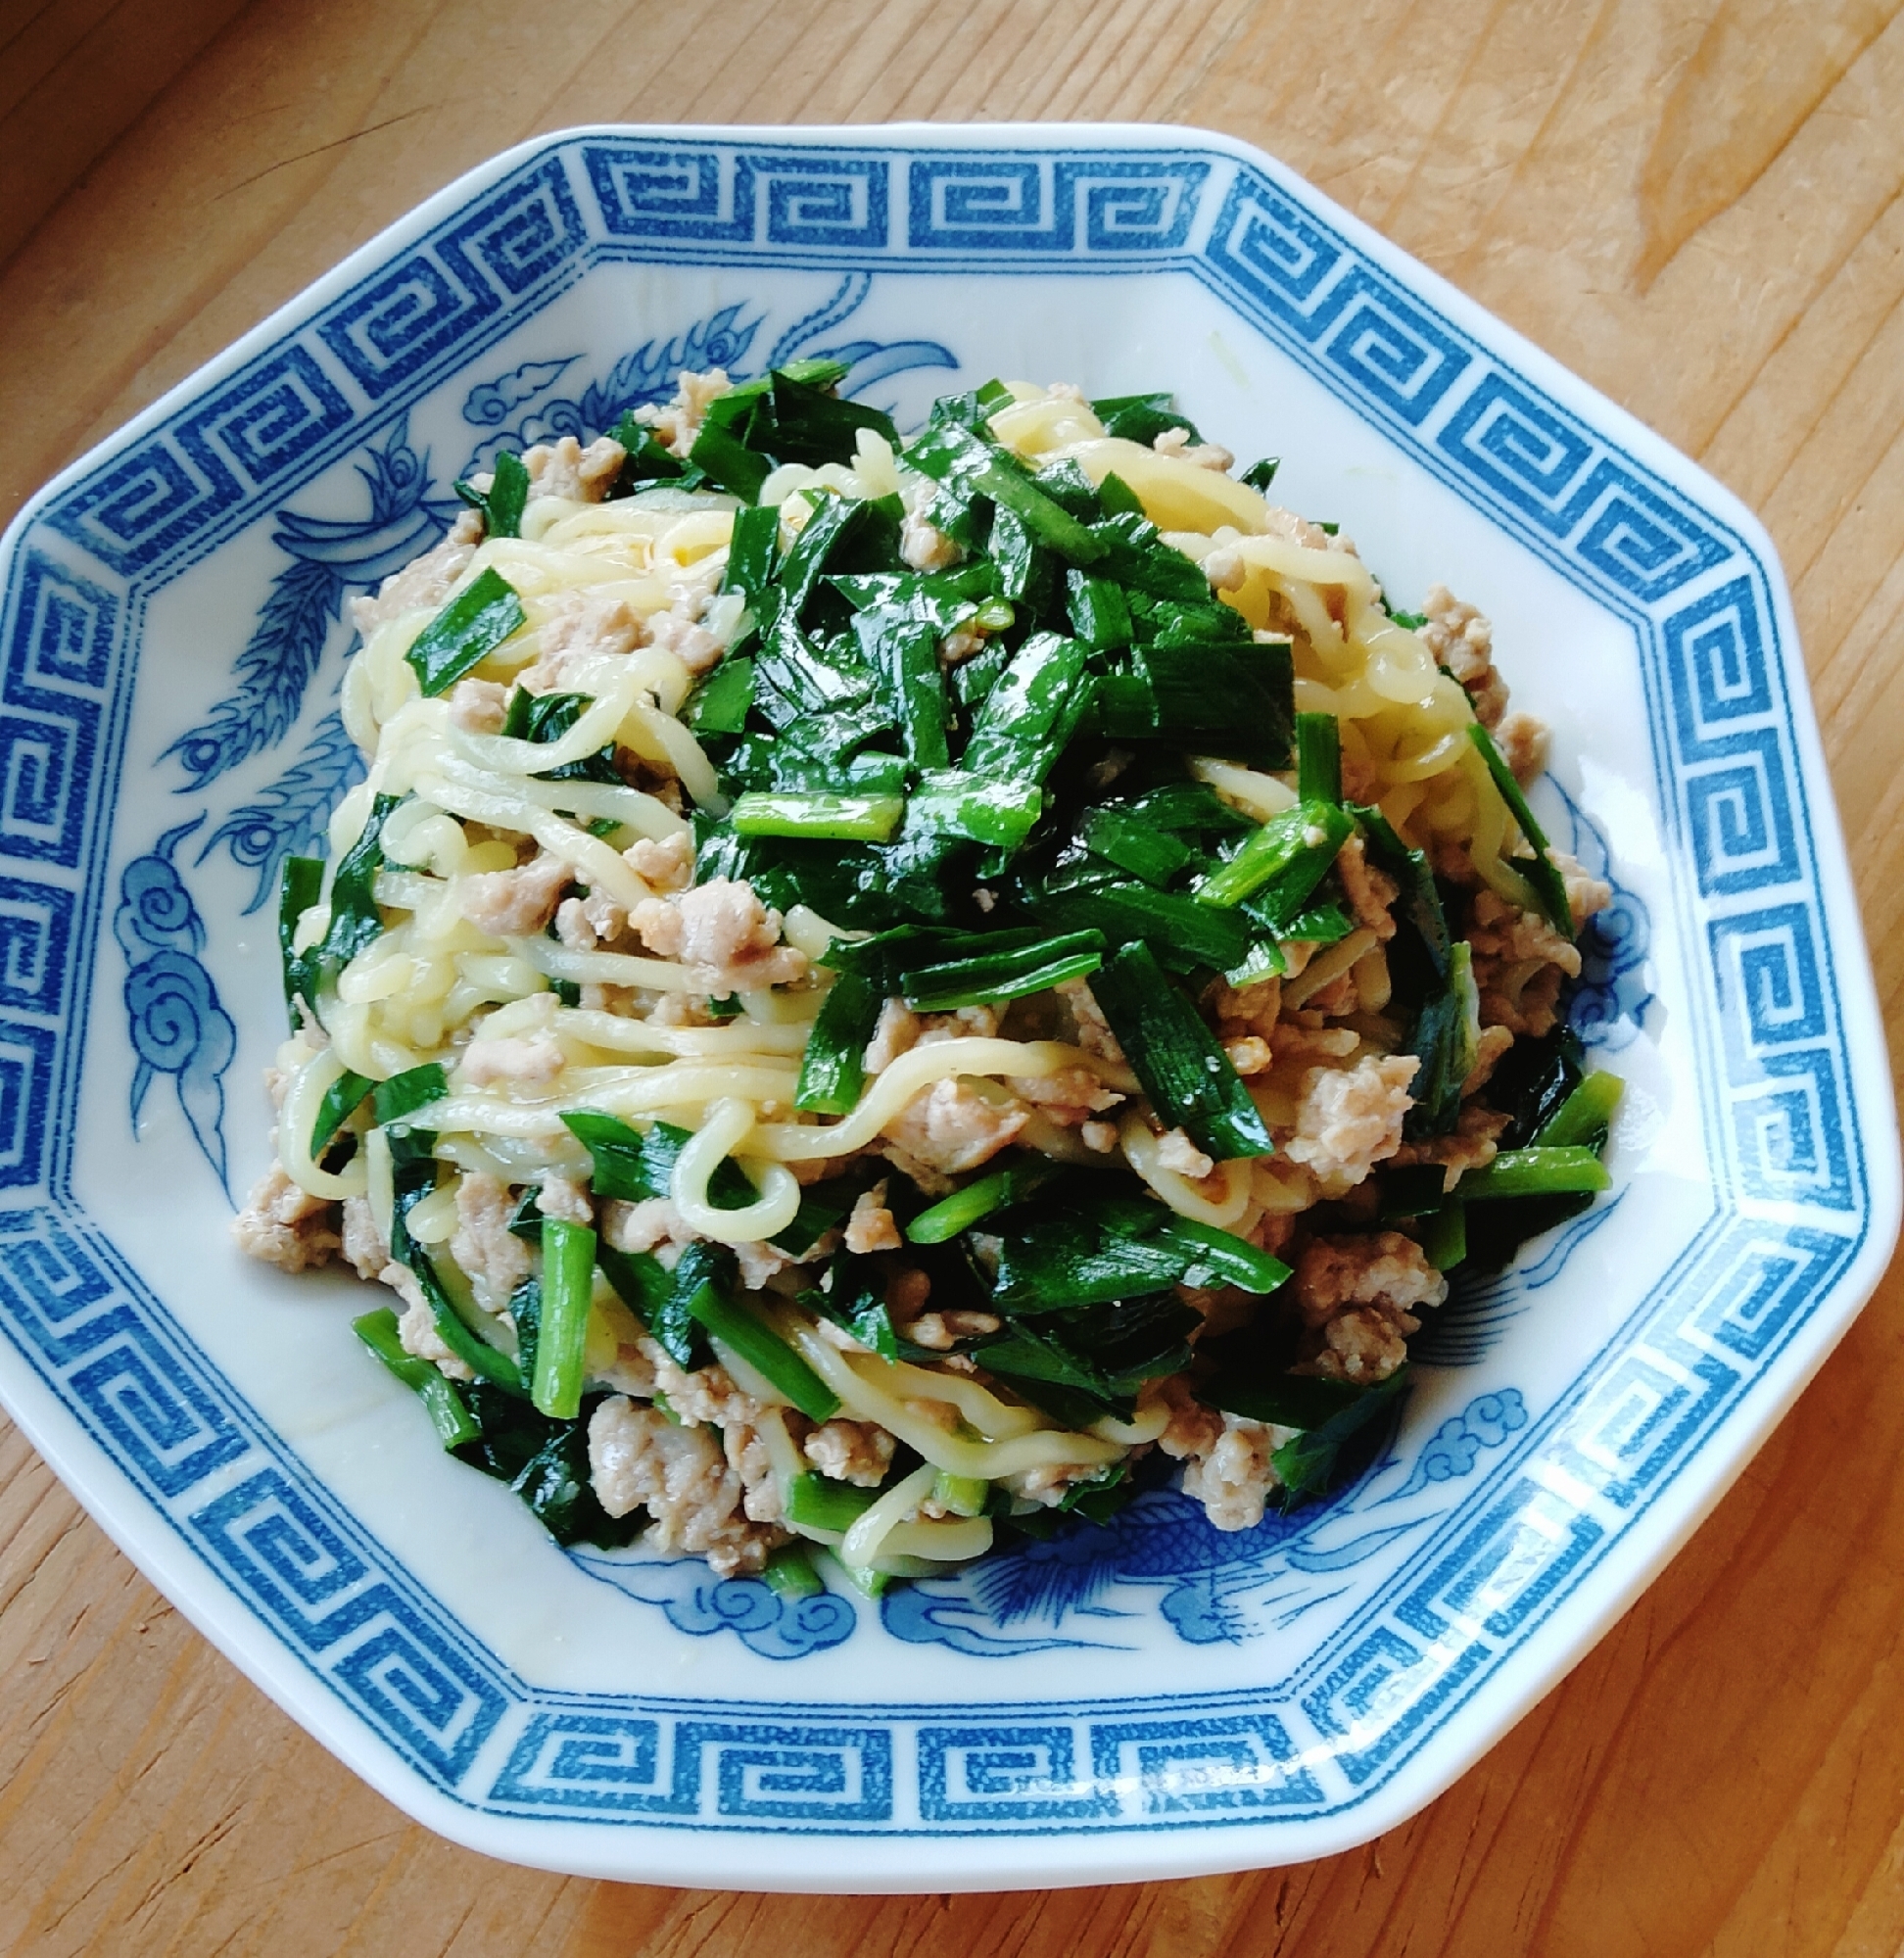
left=748, top=1038, right=1087, bottom=1163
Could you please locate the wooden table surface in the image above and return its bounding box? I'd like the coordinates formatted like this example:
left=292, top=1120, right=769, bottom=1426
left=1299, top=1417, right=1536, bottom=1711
left=3, top=1, right=1903, bottom=1950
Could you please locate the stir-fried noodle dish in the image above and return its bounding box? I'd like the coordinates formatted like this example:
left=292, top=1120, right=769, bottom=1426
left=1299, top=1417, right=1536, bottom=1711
left=236, top=365, right=1623, bottom=1596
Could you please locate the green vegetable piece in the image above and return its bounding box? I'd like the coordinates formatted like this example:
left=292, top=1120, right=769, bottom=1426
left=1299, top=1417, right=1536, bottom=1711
left=802, top=1264, right=901, bottom=1361
left=962, top=632, right=1091, bottom=784
left=1097, top=470, right=1145, bottom=518
left=1404, top=940, right=1480, bottom=1139
left=685, top=1286, right=840, bottom=1421
left=372, top=1062, right=448, bottom=1127
left=499, top=689, right=621, bottom=784
left=785, top=1472, right=880, bottom=1534
left=1276, top=903, right=1356, bottom=945
left=905, top=1162, right=1051, bottom=1245
left=564, top=1113, right=828, bottom=1251
left=899, top=929, right=1104, bottom=1012
left=795, top=969, right=880, bottom=1116
left=1201, top=1369, right=1378, bottom=1430
left=509, top=1274, right=543, bottom=1381
left=278, top=855, right=323, bottom=1024
left=952, top=638, right=1012, bottom=711
left=780, top=494, right=901, bottom=621
left=1241, top=456, right=1280, bottom=491
left=688, top=656, right=755, bottom=735
left=1222, top=939, right=1288, bottom=988
left=1297, top=711, right=1343, bottom=804
left=976, top=1293, right=1199, bottom=1406
left=1065, top=570, right=1133, bottom=648
left=1468, top=722, right=1575, bottom=936
left=405, top=567, right=527, bottom=696
left=1124, top=782, right=1254, bottom=836
left=1087, top=940, right=1273, bottom=1161
left=687, top=417, right=772, bottom=501
left=855, top=607, right=948, bottom=767
left=561, top=1109, right=664, bottom=1202
left=1036, top=877, right=1255, bottom=973
left=763, top=1544, right=826, bottom=1599
left=353, top=1309, right=480, bottom=1449
left=1079, top=511, right=1209, bottom=600
left=986, top=504, right=1044, bottom=604
left=1090, top=392, right=1202, bottom=447
left=828, top=1553, right=891, bottom=1598
left=905, top=420, right=1107, bottom=562
left=1271, top=1368, right=1409, bottom=1501
left=1421, top=1197, right=1467, bottom=1272
left=455, top=449, right=528, bottom=539
left=932, top=377, right=1015, bottom=430
left=532, top=1219, right=595, bottom=1420
left=1455, top=1147, right=1612, bottom=1200
left=1197, top=801, right=1354, bottom=913
left=415, top=1250, right=525, bottom=1393
left=293, top=793, right=402, bottom=1015
left=608, top=411, right=690, bottom=491
left=1151, top=1217, right=1291, bottom=1294
left=988, top=1208, right=1285, bottom=1313
left=902, top=770, right=1043, bottom=851
left=596, top=1241, right=671, bottom=1321
left=749, top=608, right=875, bottom=730
left=1081, top=805, right=1194, bottom=886
left=507, top=1422, right=637, bottom=1549
left=722, top=503, right=781, bottom=605
left=1535, top=1071, right=1625, bottom=1150
left=1094, top=642, right=1295, bottom=764
left=760, top=367, right=899, bottom=469
left=932, top=1472, right=989, bottom=1518
left=309, top=1070, right=372, bottom=1158
left=732, top=791, right=906, bottom=842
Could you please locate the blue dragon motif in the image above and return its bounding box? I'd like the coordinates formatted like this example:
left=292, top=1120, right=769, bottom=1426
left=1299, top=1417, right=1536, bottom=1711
left=166, top=422, right=456, bottom=795
left=568, top=1549, right=857, bottom=1659
left=116, top=816, right=237, bottom=1199
left=200, top=710, right=364, bottom=916
left=881, top=1387, right=1529, bottom=1656
left=1553, top=776, right=1653, bottom=1049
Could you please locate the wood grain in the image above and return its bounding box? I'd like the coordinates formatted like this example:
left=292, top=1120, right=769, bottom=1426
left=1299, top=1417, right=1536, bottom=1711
left=2, top=1, right=1902, bottom=1950
left=0, top=0, right=253, bottom=269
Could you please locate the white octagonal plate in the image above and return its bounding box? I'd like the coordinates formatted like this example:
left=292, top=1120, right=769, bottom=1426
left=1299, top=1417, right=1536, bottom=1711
left=0, top=123, right=1894, bottom=1889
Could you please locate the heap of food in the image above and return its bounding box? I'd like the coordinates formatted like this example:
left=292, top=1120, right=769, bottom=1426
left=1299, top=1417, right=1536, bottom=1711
left=235, top=362, right=1621, bottom=1595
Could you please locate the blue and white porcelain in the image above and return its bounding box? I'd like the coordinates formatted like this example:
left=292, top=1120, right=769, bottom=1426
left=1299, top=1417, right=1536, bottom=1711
left=0, top=123, right=1893, bottom=1889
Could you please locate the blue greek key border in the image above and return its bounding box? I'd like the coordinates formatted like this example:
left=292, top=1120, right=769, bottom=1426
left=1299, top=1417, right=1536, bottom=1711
left=0, top=128, right=1880, bottom=1840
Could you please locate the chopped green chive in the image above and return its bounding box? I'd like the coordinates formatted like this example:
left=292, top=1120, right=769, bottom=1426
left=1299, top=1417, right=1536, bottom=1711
left=405, top=567, right=527, bottom=696
left=309, top=1069, right=373, bottom=1158
left=1535, top=1071, right=1625, bottom=1149
left=1468, top=722, right=1575, bottom=936
left=353, top=1309, right=481, bottom=1449
left=1455, top=1147, right=1612, bottom=1200
left=732, top=791, right=906, bottom=842
left=685, top=1287, right=841, bottom=1422
left=1087, top=940, right=1273, bottom=1162
left=531, top=1219, right=596, bottom=1420
left=785, top=1471, right=880, bottom=1534
left=372, top=1063, right=449, bottom=1127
